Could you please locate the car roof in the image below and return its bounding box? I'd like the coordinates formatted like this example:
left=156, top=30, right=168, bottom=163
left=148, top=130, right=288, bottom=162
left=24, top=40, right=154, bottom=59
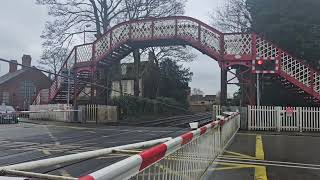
left=0, top=105, right=15, bottom=111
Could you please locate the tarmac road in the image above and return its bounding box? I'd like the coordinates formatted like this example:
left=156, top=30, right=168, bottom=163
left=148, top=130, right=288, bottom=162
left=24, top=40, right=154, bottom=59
left=205, top=132, right=320, bottom=180
left=3, top=122, right=320, bottom=180
left=0, top=122, right=185, bottom=178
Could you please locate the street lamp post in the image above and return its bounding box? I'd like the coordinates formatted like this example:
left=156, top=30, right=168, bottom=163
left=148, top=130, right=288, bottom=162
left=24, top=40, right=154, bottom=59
left=83, top=24, right=91, bottom=44
left=66, top=24, right=92, bottom=107
left=257, top=73, right=260, bottom=106
left=67, top=68, right=71, bottom=107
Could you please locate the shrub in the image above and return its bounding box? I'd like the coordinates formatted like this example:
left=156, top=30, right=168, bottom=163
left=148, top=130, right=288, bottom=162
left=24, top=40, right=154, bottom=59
left=111, top=96, right=188, bottom=119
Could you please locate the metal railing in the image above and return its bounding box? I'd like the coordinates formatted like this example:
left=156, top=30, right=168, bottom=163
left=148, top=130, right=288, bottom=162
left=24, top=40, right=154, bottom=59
left=79, top=112, right=240, bottom=180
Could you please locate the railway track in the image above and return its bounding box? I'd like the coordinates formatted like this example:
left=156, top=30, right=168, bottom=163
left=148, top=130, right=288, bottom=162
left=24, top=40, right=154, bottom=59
left=134, top=112, right=213, bottom=128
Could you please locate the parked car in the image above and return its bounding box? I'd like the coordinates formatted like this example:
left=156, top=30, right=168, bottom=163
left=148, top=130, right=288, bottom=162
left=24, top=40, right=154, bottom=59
left=0, top=105, right=18, bottom=124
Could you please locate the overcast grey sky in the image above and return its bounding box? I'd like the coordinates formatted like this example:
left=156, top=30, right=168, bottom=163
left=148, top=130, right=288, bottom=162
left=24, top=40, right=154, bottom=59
left=0, top=1, right=47, bottom=73
left=0, top=0, right=236, bottom=96
left=184, top=0, right=228, bottom=95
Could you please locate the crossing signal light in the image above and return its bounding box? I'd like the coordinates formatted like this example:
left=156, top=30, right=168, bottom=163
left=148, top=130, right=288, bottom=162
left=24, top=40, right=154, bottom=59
left=255, top=59, right=276, bottom=71
left=257, top=60, right=264, bottom=65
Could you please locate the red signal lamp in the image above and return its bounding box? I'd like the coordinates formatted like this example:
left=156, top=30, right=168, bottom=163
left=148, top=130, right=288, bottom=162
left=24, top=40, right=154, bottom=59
left=257, top=60, right=264, bottom=65
left=254, top=58, right=277, bottom=72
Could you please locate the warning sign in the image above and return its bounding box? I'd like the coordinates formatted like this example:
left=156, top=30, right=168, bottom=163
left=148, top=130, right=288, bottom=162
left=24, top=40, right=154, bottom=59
left=285, top=107, right=294, bottom=117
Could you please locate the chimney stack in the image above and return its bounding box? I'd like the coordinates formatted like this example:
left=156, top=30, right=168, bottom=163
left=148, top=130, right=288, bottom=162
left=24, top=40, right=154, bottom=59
left=22, top=54, right=31, bottom=68
left=9, top=60, right=18, bottom=73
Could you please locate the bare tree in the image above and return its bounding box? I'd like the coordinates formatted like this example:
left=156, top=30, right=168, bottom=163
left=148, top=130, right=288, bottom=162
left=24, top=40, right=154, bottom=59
left=38, top=47, right=68, bottom=75
left=37, top=0, right=195, bottom=98
left=122, top=0, right=185, bottom=20
left=150, top=46, right=196, bottom=66
left=120, top=0, right=193, bottom=96
left=212, top=0, right=252, bottom=32
left=192, top=88, right=204, bottom=96
left=37, top=0, right=187, bottom=71
left=36, top=0, right=127, bottom=73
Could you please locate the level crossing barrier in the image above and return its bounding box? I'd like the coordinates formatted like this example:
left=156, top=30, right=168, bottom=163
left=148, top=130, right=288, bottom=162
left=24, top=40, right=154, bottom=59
left=0, top=111, right=240, bottom=180
left=0, top=137, right=172, bottom=174
left=78, top=112, right=240, bottom=180
left=248, top=106, right=320, bottom=132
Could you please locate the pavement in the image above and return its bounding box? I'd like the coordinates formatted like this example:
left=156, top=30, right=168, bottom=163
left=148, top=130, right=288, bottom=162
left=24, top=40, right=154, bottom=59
left=0, top=121, right=185, bottom=178
left=205, top=131, right=320, bottom=180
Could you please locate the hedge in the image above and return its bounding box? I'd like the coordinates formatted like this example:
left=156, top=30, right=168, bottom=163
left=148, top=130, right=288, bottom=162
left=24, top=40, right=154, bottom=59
left=111, top=96, right=188, bottom=119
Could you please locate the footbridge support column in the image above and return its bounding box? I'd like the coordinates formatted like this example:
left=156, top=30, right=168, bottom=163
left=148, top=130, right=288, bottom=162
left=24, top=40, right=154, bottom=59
left=220, top=68, right=228, bottom=106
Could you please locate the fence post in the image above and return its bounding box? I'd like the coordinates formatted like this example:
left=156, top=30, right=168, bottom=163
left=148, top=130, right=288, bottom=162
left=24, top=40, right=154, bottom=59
left=213, top=105, right=217, bottom=120
left=248, top=105, right=251, bottom=130
left=219, top=124, right=222, bottom=153
left=276, top=106, right=281, bottom=132
left=78, top=106, right=84, bottom=123
left=298, top=107, right=302, bottom=132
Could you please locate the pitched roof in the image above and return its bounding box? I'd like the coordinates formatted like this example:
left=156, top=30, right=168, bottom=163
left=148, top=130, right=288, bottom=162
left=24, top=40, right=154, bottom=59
left=0, top=69, right=28, bottom=85
left=204, top=95, right=216, bottom=101
left=189, top=95, right=204, bottom=101
left=189, top=95, right=217, bottom=102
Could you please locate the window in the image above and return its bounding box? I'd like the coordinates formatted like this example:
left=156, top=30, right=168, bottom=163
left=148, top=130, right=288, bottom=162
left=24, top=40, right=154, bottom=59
left=121, top=65, right=127, bottom=75
left=20, top=81, right=36, bottom=99
left=122, top=80, right=128, bottom=93
left=111, top=81, right=120, bottom=97
left=2, top=92, right=9, bottom=104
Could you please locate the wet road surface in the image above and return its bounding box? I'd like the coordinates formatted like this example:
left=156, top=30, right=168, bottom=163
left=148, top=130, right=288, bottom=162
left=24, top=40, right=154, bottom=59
left=205, top=132, right=320, bottom=180
left=2, top=122, right=320, bottom=180
left=0, top=122, right=185, bottom=178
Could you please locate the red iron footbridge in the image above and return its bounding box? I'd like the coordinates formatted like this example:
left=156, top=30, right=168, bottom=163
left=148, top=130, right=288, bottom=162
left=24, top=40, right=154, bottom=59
left=33, top=16, right=320, bottom=106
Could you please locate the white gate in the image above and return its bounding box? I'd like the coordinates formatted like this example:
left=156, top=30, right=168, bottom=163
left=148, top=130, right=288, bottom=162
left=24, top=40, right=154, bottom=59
left=279, top=106, right=299, bottom=131
left=78, top=104, right=118, bottom=123
left=248, top=106, right=277, bottom=131
left=248, top=106, right=320, bottom=132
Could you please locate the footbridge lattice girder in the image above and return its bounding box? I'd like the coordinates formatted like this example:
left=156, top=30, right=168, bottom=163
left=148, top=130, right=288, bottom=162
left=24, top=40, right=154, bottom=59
left=33, top=16, right=320, bottom=105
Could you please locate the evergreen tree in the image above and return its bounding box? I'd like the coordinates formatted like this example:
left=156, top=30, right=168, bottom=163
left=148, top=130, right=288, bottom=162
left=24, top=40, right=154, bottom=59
left=158, top=59, right=193, bottom=105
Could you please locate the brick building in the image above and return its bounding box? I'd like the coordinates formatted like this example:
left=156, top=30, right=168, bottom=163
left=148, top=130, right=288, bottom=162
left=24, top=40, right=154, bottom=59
left=0, top=55, right=51, bottom=110
left=188, top=95, right=218, bottom=113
